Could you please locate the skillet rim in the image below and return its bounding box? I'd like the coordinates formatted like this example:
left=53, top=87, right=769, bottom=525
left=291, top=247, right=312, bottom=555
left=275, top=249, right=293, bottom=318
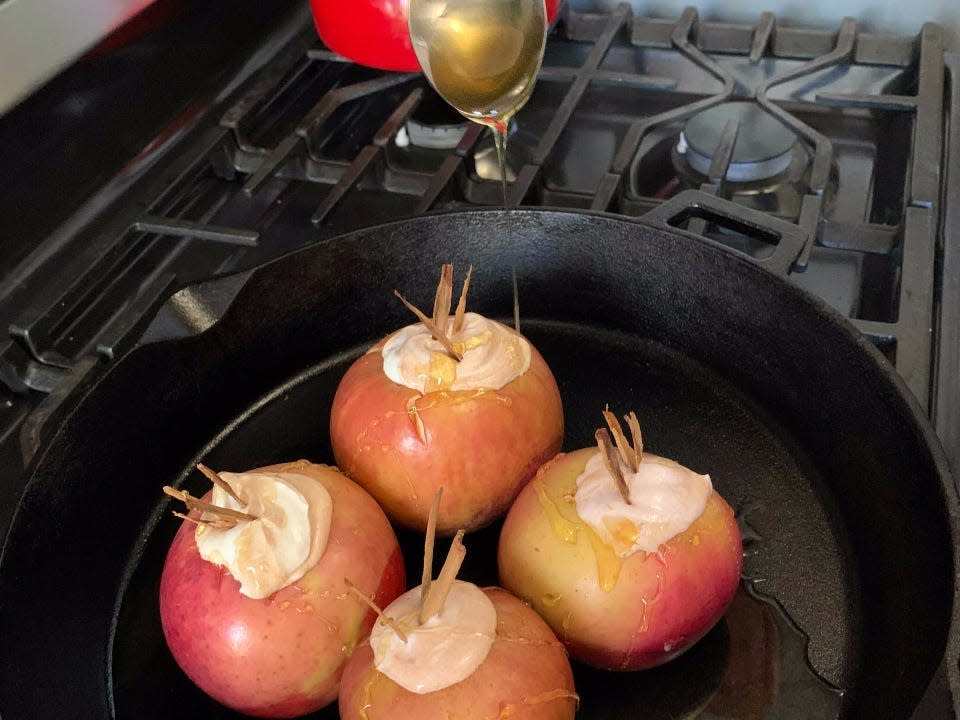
left=2, top=206, right=957, bottom=716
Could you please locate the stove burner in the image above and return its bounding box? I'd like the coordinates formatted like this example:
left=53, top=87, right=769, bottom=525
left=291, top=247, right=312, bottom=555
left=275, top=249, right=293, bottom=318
left=402, top=117, right=468, bottom=149
left=679, top=102, right=798, bottom=183
left=401, top=89, right=469, bottom=150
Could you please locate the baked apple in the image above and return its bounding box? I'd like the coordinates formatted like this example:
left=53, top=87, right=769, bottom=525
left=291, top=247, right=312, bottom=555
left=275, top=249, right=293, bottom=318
left=498, top=409, right=742, bottom=670
left=159, top=460, right=405, bottom=717
left=330, top=264, right=563, bottom=534
left=339, top=493, right=578, bottom=719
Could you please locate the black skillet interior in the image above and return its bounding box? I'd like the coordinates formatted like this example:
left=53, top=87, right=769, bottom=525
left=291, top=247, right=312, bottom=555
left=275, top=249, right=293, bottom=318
left=0, top=210, right=954, bottom=719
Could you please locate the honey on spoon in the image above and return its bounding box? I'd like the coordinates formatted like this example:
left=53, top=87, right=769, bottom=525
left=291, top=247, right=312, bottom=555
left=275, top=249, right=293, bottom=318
left=408, top=0, right=547, bottom=203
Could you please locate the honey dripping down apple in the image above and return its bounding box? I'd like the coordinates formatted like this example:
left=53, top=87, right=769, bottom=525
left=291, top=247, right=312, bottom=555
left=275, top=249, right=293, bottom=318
left=574, top=409, right=713, bottom=558
left=498, top=408, right=742, bottom=672
left=382, top=264, right=531, bottom=394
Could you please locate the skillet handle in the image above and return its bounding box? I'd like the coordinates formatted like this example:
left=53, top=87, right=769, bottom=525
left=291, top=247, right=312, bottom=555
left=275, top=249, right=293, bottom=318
left=135, top=270, right=254, bottom=347
left=17, top=270, right=255, bottom=468
left=641, top=190, right=808, bottom=277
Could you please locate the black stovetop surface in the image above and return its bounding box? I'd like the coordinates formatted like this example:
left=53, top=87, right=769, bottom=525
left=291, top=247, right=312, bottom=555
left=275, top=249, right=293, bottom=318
left=3, top=2, right=957, bottom=482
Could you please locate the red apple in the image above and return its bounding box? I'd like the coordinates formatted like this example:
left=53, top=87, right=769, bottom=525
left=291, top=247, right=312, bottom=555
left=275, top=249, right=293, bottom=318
left=338, top=510, right=577, bottom=720
left=159, top=460, right=406, bottom=717
left=498, top=431, right=742, bottom=670
left=339, top=587, right=577, bottom=720
left=330, top=266, right=563, bottom=534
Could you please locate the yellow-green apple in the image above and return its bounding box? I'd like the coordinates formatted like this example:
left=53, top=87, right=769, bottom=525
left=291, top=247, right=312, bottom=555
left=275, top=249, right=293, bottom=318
left=498, top=411, right=742, bottom=671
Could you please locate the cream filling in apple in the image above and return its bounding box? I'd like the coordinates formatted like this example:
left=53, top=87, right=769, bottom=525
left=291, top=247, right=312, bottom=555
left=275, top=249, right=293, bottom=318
left=194, top=472, right=333, bottom=599
left=370, top=580, right=497, bottom=694
left=380, top=312, right=531, bottom=393
left=574, top=453, right=712, bottom=557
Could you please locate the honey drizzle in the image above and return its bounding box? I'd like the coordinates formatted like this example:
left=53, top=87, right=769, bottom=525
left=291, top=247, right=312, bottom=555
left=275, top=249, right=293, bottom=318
left=533, top=476, right=624, bottom=591
left=410, top=388, right=512, bottom=414
left=523, top=688, right=580, bottom=708
left=585, top=528, right=623, bottom=592
left=359, top=670, right=381, bottom=720
left=486, top=688, right=580, bottom=720
left=426, top=351, right=458, bottom=391
left=533, top=481, right=579, bottom=544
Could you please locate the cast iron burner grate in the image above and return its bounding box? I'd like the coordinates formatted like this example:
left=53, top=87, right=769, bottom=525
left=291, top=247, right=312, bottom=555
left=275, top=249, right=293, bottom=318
left=0, top=4, right=956, bottom=507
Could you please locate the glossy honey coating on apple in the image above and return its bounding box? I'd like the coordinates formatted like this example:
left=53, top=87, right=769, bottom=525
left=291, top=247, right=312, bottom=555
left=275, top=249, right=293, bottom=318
left=330, top=265, right=563, bottom=535
left=339, top=495, right=577, bottom=720
left=498, top=412, right=742, bottom=671
left=160, top=460, right=406, bottom=718
left=340, top=587, right=577, bottom=720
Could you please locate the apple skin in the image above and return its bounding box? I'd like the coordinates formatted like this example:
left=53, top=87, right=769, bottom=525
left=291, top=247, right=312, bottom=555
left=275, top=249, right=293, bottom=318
left=330, top=327, right=563, bottom=535
left=338, top=587, right=577, bottom=720
left=159, top=460, right=406, bottom=718
left=497, top=448, right=742, bottom=671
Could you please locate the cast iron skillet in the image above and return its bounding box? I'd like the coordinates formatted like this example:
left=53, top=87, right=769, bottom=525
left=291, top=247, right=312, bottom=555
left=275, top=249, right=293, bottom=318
left=0, top=199, right=956, bottom=719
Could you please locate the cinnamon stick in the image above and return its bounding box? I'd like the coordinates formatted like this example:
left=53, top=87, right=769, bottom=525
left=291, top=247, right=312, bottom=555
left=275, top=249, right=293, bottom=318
left=602, top=408, right=637, bottom=472
left=420, top=489, right=444, bottom=608
left=453, top=266, right=473, bottom=333
left=196, top=463, right=243, bottom=504
left=345, top=578, right=408, bottom=642
left=162, top=486, right=257, bottom=522
left=419, top=529, right=466, bottom=623
left=595, top=429, right=631, bottom=505
left=393, top=290, right=462, bottom=361
left=172, top=511, right=238, bottom=529
left=433, top=264, right=454, bottom=332
left=624, top=411, right=644, bottom=467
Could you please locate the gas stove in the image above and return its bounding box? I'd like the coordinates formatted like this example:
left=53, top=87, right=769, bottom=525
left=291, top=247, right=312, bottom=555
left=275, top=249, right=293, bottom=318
left=0, top=3, right=957, bottom=713
left=5, top=5, right=955, bottom=469
left=0, top=0, right=960, bottom=692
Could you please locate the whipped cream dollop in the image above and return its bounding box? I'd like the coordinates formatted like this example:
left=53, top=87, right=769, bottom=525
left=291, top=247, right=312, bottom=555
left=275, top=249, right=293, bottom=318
left=574, top=452, right=712, bottom=557
left=195, top=471, right=333, bottom=599
left=381, top=312, right=531, bottom=393
left=370, top=580, right=497, bottom=694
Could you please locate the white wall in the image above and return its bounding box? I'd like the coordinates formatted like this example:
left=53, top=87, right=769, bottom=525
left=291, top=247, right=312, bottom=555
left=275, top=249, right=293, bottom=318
left=571, top=0, right=960, bottom=50
left=0, top=0, right=154, bottom=114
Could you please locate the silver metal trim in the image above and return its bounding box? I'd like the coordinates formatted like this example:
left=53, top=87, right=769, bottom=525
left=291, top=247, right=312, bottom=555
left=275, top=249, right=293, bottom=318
left=681, top=133, right=795, bottom=182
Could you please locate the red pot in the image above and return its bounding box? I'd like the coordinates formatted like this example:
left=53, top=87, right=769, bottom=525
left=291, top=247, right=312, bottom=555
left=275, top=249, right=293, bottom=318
left=309, top=0, right=561, bottom=72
